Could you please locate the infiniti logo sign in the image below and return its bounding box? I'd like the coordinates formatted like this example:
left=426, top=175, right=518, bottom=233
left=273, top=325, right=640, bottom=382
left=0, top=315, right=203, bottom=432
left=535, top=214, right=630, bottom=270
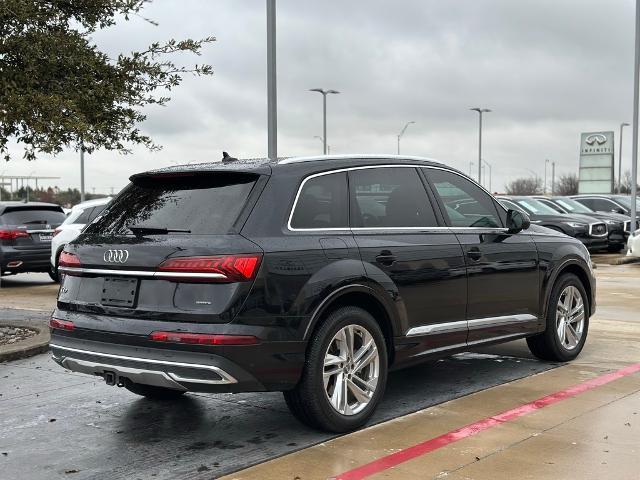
left=585, top=133, right=607, bottom=146
left=104, top=249, right=129, bottom=263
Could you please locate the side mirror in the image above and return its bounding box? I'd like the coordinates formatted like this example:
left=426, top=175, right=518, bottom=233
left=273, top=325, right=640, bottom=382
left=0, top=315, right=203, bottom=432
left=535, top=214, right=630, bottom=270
left=506, top=209, right=530, bottom=233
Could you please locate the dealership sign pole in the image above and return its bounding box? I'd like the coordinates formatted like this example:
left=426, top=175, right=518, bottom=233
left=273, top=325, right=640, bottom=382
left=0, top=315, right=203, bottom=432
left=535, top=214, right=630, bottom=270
left=631, top=0, right=639, bottom=225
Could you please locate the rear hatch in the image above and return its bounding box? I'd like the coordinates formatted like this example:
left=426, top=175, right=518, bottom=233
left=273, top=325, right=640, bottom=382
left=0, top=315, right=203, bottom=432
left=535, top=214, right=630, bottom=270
left=58, top=170, right=267, bottom=323
left=0, top=205, right=66, bottom=249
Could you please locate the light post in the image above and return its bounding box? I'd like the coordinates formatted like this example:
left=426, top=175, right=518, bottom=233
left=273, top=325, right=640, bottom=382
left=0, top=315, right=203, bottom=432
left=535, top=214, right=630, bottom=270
left=544, top=159, right=549, bottom=194
left=482, top=159, right=492, bottom=192
left=313, top=136, right=330, bottom=154
left=470, top=108, right=491, bottom=183
left=551, top=161, right=556, bottom=195
left=309, top=88, right=339, bottom=155
left=267, top=0, right=277, bottom=161
left=632, top=0, right=640, bottom=225
left=80, top=147, right=85, bottom=202
left=397, top=121, right=415, bottom=155
left=27, top=170, right=35, bottom=203
left=619, top=122, right=630, bottom=193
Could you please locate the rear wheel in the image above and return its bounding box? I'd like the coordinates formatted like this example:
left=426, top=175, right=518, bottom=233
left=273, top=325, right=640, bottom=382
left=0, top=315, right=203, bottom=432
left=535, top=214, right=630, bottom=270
left=527, top=273, right=589, bottom=361
left=284, top=306, right=388, bottom=432
left=124, top=381, right=186, bottom=400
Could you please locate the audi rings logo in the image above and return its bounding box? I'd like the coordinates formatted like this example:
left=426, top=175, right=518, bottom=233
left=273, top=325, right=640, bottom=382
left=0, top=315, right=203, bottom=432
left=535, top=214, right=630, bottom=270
left=104, top=249, right=129, bottom=263
left=585, top=133, right=607, bottom=146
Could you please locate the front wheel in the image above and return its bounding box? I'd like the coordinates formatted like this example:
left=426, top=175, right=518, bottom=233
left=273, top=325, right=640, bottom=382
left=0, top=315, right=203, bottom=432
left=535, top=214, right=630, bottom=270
left=527, top=273, right=589, bottom=362
left=284, top=306, right=388, bottom=432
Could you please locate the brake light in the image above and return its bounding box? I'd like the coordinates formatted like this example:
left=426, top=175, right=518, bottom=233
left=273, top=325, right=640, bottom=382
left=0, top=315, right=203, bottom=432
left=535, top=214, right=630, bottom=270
left=149, top=331, right=258, bottom=345
left=52, top=228, right=62, bottom=237
left=58, top=251, right=81, bottom=268
left=157, top=255, right=262, bottom=282
left=0, top=229, right=29, bottom=240
left=49, top=318, right=75, bottom=331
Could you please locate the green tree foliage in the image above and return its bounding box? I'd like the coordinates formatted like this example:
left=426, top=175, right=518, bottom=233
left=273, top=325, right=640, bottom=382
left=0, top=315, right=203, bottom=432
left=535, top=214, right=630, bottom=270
left=0, top=0, right=215, bottom=161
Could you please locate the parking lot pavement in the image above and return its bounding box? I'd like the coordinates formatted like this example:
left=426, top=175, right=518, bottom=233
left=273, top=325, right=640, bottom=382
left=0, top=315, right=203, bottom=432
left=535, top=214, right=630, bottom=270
left=222, top=263, right=640, bottom=480
left=0, top=264, right=638, bottom=480
left=0, top=273, right=58, bottom=312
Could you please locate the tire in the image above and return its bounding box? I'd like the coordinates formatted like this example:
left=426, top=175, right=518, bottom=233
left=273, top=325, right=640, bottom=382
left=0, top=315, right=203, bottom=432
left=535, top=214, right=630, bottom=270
left=283, top=306, right=388, bottom=433
left=527, top=273, right=589, bottom=362
left=124, top=381, right=186, bottom=400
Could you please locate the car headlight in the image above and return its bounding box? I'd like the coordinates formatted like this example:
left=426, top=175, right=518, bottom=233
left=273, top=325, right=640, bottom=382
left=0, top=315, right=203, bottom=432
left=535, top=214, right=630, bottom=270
left=633, top=230, right=640, bottom=237
left=564, top=222, right=587, bottom=228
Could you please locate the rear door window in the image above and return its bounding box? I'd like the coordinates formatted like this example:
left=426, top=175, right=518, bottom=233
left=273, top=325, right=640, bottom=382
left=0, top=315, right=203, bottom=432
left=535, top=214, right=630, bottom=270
left=290, top=172, right=348, bottom=229
left=86, top=172, right=258, bottom=236
left=74, top=207, right=95, bottom=224
left=349, top=167, right=438, bottom=228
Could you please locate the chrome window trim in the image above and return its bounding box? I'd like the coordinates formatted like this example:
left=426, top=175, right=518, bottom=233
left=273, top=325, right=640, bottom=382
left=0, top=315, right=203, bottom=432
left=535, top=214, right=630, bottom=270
left=49, top=343, right=238, bottom=384
left=406, top=314, right=537, bottom=337
left=287, top=163, right=505, bottom=233
left=58, top=266, right=227, bottom=280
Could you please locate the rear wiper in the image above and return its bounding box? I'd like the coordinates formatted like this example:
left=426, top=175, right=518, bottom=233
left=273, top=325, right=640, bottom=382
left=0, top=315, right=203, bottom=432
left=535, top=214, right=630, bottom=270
left=128, top=225, right=191, bottom=235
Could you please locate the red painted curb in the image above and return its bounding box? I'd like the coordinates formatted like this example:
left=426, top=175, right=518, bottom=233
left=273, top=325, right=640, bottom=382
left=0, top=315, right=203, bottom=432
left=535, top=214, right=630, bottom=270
left=335, top=363, right=640, bottom=480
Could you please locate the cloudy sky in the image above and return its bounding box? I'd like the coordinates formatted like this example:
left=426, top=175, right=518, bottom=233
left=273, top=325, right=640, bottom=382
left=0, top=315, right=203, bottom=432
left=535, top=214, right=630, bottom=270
left=3, top=0, right=638, bottom=194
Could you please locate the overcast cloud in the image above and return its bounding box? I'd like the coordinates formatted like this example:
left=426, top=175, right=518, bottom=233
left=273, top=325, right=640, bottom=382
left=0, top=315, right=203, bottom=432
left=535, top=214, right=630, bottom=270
left=3, top=0, right=637, bottom=194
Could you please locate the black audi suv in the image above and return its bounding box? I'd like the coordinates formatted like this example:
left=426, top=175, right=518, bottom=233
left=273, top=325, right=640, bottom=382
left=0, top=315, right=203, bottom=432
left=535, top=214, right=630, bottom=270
left=533, top=196, right=630, bottom=252
left=50, top=156, right=595, bottom=432
left=0, top=202, right=67, bottom=279
left=496, top=196, right=608, bottom=252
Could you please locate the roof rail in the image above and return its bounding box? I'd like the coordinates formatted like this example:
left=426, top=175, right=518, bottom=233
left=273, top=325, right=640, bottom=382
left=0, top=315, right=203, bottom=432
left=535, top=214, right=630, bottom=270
left=278, top=154, right=438, bottom=165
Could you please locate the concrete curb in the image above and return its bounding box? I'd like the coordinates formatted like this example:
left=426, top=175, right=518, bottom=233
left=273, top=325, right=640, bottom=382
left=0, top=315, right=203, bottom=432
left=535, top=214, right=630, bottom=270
left=0, top=317, right=50, bottom=363
left=612, top=256, right=640, bottom=266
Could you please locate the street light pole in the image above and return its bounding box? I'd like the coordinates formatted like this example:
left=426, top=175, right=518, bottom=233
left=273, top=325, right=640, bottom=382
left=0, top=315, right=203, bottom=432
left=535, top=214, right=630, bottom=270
left=482, top=159, right=492, bottom=192
left=397, top=121, right=415, bottom=155
left=551, top=161, right=556, bottom=195
left=309, top=88, right=339, bottom=155
left=80, top=147, right=85, bottom=202
left=470, top=108, right=491, bottom=184
left=267, top=0, right=277, bottom=161
left=619, top=122, right=630, bottom=193
left=544, top=159, right=549, bottom=194
left=631, top=0, right=640, bottom=226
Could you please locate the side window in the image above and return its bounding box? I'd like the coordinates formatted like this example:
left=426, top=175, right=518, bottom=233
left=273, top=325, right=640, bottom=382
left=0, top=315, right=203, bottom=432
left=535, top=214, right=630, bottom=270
left=75, top=207, right=95, bottom=224
left=349, top=167, right=438, bottom=228
left=593, top=199, right=620, bottom=212
left=426, top=169, right=503, bottom=228
left=290, top=172, right=348, bottom=229
left=88, top=204, right=107, bottom=222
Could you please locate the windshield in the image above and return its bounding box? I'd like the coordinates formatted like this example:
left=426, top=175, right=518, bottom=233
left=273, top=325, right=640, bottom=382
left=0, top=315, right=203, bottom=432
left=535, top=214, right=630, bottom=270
left=554, top=198, right=593, bottom=214
left=613, top=196, right=640, bottom=210
left=513, top=198, right=560, bottom=215
left=85, top=172, right=259, bottom=236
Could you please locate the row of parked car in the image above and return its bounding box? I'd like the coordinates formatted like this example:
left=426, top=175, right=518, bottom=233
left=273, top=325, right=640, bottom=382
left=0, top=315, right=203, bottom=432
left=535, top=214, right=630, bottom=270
left=0, top=188, right=639, bottom=283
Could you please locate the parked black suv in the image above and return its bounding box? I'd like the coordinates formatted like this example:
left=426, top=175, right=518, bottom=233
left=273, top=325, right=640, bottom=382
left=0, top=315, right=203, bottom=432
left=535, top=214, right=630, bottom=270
left=533, top=196, right=630, bottom=252
left=50, top=156, right=595, bottom=432
left=0, top=202, right=66, bottom=279
left=496, top=196, right=608, bottom=252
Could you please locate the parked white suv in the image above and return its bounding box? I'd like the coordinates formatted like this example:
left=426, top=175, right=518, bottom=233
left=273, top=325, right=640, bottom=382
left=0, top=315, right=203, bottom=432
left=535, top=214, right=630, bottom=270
left=50, top=197, right=111, bottom=281
left=628, top=228, right=640, bottom=258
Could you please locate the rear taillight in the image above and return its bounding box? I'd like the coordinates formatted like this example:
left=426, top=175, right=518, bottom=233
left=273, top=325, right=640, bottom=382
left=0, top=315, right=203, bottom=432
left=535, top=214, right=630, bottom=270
left=157, top=254, right=262, bottom=282
left=49, top=318, right=75, bottom=331
left=52, top=228, right=62, bottom=237
left=58, top=251, right=81, bottom=269
left=0, top=229, right=29, bottom=240
left=149, top=331, right=258, bottom=345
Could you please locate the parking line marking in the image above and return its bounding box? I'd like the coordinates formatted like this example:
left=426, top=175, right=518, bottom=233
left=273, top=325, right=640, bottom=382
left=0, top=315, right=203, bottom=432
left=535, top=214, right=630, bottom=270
left=334, top=362, right=640, bottom=480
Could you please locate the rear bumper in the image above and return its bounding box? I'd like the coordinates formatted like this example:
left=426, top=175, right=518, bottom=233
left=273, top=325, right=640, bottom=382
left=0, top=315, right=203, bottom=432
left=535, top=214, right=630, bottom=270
left=50, top=335, right=265, bottom=393
left=0, top=247, right=52, bottom=273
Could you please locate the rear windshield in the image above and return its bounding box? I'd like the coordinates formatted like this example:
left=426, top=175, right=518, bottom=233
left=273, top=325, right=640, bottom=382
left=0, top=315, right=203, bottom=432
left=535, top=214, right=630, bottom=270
left=85, top=172, right=259, bottom=236
left=0, top=207, right=66, bottom=227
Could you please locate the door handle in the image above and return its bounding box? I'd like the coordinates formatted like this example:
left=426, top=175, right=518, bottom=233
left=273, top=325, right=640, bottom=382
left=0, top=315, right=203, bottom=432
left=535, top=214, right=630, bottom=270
left=467, top=247, right=482, bottom=261
left=376, top=250, right=396, bottom=266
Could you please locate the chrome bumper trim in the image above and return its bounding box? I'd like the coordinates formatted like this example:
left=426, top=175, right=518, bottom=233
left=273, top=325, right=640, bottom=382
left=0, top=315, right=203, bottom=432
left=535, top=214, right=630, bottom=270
left=50, top=343, right=237, bottom=385
left=58, top=266, right=227, bottom=280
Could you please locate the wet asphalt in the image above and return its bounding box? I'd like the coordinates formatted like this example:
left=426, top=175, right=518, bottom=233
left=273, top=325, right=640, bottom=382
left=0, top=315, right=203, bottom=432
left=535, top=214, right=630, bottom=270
left=0, top=308, right=556, bottom=480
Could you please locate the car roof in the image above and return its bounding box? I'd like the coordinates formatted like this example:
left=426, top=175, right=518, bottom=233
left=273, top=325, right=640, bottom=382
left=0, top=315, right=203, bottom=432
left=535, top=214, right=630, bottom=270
left=0, top=201, right=64, bottom=214
left=71, top=197, right=112, bottom=210
left=132, top=154, right=451, bottom=181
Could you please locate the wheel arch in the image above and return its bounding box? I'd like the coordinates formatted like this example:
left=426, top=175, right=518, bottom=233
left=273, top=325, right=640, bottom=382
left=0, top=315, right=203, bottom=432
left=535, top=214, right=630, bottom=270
left=303, top=284, right=399, bottom=365
left=544, top=260, right=594, bottom=319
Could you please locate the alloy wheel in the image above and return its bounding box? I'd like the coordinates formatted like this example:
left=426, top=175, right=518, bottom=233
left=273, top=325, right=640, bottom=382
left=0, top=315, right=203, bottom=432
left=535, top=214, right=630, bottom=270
left=556, top=285, right=585, bottom=350
left=323, top=324, right=380, bottom=416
